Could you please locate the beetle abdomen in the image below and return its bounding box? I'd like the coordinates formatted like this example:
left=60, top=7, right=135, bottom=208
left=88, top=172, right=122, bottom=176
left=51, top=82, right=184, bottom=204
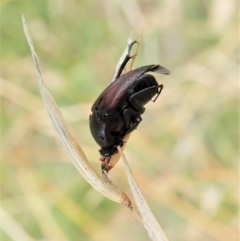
left=132, top=74, right=159, bottom=105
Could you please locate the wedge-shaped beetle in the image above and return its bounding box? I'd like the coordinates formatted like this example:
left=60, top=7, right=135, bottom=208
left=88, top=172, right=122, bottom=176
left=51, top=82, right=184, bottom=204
left=90, top=42, right=170, bottom=157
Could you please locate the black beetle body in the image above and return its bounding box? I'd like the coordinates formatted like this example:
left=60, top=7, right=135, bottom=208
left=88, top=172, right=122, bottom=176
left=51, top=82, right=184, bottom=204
left=89, top=64, right=170, bottom=157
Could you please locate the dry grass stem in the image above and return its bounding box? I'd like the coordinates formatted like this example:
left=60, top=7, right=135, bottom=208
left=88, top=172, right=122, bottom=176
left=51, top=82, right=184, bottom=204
left=21, top=14, right=131, bottom=207
left=117, top=146, right=169, bottom=241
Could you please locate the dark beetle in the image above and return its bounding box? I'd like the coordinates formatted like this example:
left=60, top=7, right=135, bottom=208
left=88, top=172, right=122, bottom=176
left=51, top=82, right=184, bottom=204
left=89, top=44, right=170, bottom=157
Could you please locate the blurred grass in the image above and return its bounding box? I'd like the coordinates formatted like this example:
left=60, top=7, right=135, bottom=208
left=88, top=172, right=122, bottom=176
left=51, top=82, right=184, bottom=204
left=0, top=0, right=239, bottom=241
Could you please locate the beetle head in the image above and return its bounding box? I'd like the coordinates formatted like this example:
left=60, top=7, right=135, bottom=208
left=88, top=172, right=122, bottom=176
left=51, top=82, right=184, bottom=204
left=99, top=140, right=124, bottom=157
left=100, top=146, right=117, bottom=157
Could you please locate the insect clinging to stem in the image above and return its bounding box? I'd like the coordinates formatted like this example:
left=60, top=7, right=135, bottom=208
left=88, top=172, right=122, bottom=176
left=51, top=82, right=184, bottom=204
left=89, top=41, right=170, bottom=160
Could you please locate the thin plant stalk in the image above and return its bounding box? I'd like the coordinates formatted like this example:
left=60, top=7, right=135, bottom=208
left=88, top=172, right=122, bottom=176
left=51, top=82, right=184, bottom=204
left=21, top=13, right=132, bottom=208
left=118, top=146, right=169, bottom=241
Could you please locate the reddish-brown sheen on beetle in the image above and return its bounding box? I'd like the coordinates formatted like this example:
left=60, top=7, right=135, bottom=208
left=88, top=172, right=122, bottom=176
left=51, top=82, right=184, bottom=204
left=89, top=64, right=170, bottom=158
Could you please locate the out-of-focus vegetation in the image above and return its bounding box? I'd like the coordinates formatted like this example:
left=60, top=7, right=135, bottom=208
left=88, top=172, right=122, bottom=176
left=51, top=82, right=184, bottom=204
left=0, top=0, right=239, bottom=241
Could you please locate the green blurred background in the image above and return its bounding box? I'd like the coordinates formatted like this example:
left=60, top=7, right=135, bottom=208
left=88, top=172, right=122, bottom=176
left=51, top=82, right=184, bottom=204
left=0, top=0, right=239, bottom=241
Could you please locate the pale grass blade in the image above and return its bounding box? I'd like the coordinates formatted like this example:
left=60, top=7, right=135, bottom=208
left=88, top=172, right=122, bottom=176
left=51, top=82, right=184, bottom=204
left=21, top=14, right=131, bottom=207
left=118, top=146, right=169, bottom=241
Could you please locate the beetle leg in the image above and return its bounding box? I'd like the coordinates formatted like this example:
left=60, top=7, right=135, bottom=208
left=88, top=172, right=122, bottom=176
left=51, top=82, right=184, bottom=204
left=123, top=112, right=142, bottom=134
left=128, top=85, right=163, bottom=112
left=152, top=84, right=163, bottom=102
left=122, top=108, right=142, bottom=133
left=128, top=87, right=156, bottom=113
left=114, top=41, right=138, bottom=80
left=125, top=116, right=142, bottom=134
